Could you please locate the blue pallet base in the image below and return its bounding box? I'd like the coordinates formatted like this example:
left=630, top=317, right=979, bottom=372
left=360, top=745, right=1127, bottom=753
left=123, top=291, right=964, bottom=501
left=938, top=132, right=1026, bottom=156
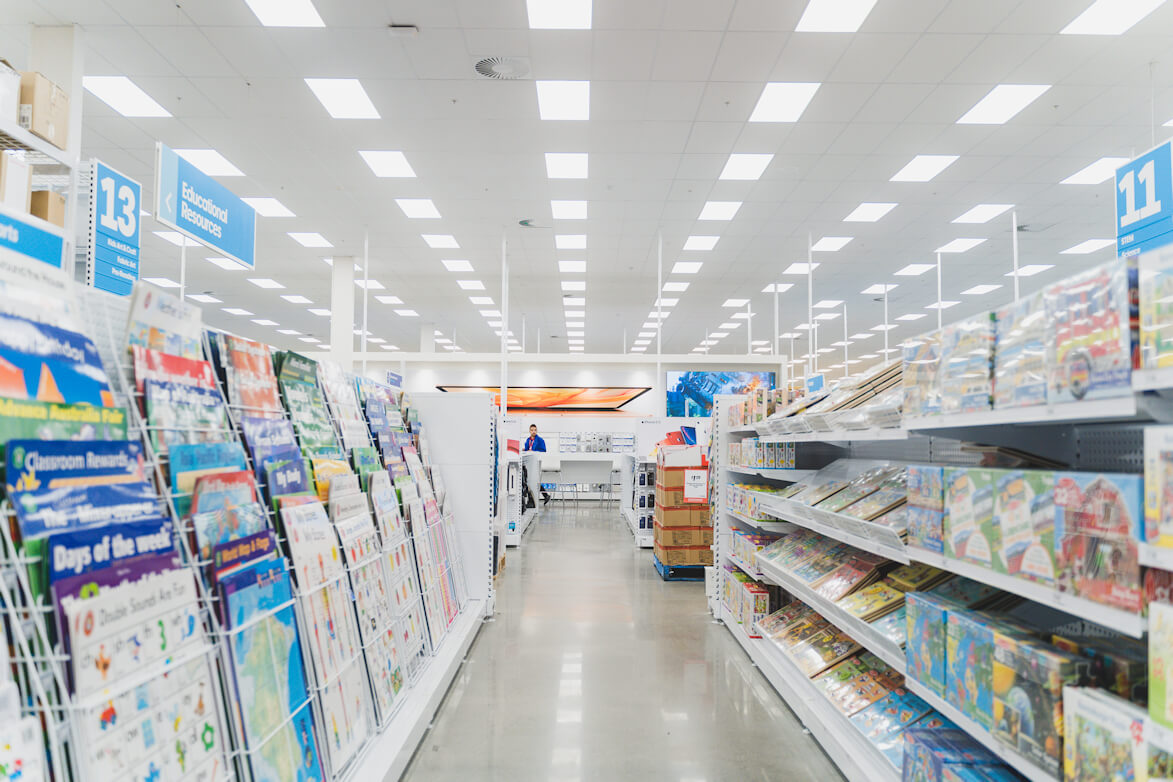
left=652, top=554, right=705, bottom=581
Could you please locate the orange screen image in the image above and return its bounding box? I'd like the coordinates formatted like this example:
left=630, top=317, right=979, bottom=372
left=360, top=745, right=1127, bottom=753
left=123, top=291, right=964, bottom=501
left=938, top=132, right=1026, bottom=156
left=436, top=386, right=649, bottom=411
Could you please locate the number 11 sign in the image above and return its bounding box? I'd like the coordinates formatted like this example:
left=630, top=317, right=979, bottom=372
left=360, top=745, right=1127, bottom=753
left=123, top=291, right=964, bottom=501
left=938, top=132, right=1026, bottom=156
left=1117, top=142, right=1173, bottom=257
left=86, top=159, right=141, bottom=296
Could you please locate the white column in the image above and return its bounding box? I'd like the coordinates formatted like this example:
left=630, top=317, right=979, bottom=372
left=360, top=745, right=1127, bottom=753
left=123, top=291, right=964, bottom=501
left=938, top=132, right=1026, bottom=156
left=330, top=255, right=356, bottom=367
left=418, top=322, right=435, bottom=353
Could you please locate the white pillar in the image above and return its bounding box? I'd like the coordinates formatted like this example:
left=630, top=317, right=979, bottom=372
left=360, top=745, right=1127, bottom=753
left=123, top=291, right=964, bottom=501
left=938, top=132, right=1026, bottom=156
left=418, top=322, right=435, bottom=353
left=330, top=255, right=356, bottom=367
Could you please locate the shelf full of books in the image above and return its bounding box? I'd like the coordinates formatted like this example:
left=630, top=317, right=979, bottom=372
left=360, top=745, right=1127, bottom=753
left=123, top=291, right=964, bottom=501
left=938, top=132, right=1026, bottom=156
left=0, top=255, right=493, bottom=782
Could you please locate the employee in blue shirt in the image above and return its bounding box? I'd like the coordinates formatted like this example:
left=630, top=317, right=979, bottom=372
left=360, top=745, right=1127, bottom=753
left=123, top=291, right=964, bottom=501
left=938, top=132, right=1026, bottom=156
left=524, top=424, right=550, bottom=504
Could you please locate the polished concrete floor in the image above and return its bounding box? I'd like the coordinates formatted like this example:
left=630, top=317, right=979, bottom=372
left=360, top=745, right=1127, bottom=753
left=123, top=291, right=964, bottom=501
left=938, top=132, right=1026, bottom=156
left=400, top=503, right=846, bottom=782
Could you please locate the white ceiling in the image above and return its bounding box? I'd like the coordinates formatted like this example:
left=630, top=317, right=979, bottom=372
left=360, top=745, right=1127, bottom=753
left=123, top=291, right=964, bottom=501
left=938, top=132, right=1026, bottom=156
left=4, top=0, right=1173, bottom=366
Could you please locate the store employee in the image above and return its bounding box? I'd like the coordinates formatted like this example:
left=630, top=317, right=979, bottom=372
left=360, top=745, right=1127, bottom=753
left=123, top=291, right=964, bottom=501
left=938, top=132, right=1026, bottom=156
left=524, top=424, right=550, bottom=504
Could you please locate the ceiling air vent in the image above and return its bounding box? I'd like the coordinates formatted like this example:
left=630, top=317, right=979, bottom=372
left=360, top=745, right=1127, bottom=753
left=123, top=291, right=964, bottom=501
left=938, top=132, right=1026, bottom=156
left=474, top=57, right=531, bottom=80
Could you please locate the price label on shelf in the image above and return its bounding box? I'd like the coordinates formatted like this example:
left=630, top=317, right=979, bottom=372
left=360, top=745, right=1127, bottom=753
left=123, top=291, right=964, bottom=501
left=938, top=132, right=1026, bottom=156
left=682, top=468, right=707, bottom=503
left=1117, top=142, right=1173, bottom=256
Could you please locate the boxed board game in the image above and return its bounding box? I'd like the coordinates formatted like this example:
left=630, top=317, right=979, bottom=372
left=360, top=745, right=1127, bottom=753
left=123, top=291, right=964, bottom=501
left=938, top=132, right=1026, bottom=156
left=848, top=687, right=934, bottom=769
left=946, top=609, right=1000, bottom=729
left=1053, top=633, right=1148, bottom=706
left=906, top=591, right=957, bottom=696
left=1053, top=471, right=1144, bottom=613
left=993, top=470, right=1056, bottom=586
left=1144, top=425, right=1173, bottom=546
left=994, top=288, right=1049, bottom=410
left=1045, top=259, right=1133, bottom=404
left=788, top=625, right=862, bottom=677
left=903, top=331, right=943, bottom=419
left=991, top=633, right=1094, bottom=777
left=938, top=312, right=996, bottom=415
left=944, top=467, right=1001, bottom=568
left=902, top=727, right=1011, bottom=781
left=908, top=464, right=946, bottom=553
left=1063, top=686, right=1147, bottom=782
left=1150, top=716, right=1173, bottom=782
left=1138, top=242, right=1173, bottom=369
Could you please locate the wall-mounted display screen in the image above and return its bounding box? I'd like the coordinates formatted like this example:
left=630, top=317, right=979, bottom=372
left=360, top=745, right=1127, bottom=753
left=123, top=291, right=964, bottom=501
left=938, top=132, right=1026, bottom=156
left=436, top=386, right=650, bottom=411
left=665, top=371, right=775, bottom=417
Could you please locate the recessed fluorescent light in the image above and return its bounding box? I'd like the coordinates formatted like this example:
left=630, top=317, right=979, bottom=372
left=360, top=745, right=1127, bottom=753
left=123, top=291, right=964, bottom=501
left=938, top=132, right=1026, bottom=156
left=762, top=283, right=794, bottom=293
left=376, top=295, right=404, bottom=304
left=82, top=76, right=170, bottom=117
left=748, top=82, right=820, bottom=122
left=723, top=298, right=749, bottom=307
left=843, top=202, right=896, bottom=222
left=241, top=197, right=294, bottom=217
left=646, top=312, right=668, bottom=320
left=480, top=309, right=502, bottom=318
left=559, top=260, right=586, bottom=273
left=698, top=201, right=742, bottom=221
left=566, top=331, right=585, bottom=338
left=321, top=257, right=360, bottom=269
left=783, top=262, right=820, bottom=274
left=142, top=277, right=180, bottom=288
left=814, top=313, right=840, bottom=321
left=719, top=153, right=774, bottom=181
left=564, top=297, right=586, bottom=306
left=551, top=200, right=588, bottom=220
left=489, top=321, right=504, bottom=329
left=796, top=0, right=878, bottom=32
left=861, top=284, right=897, bottom=294
left=354, top=279, right=383, bottom=290
left=1061, top=0, right=1167, bottom=35
left=174, top=149, right=244, bottom=177
left=850, top=333, right=875, bottom=340
left=299, top=336, right=321, bottom=343
left=778, top=332, right=801, bottom=340
left=205, top=256, right=247, bottom=271
left=289, top=232, right=332, bottom=247
left=277, top=329, right=300, bottom=335
left=222, top=307, right=253, bottom=316
left=395, top=198, right=441, bottom=219
left=243, top=0, right=324, bottom=26
left=434, top=337, right=452, bottom=345
left=442, top=259, right=474, bottom=272
left=891, top=154, right=959, bottom=182
left=154, top=231, right=199, bottom=247
left=895, top=263, right=935, bottom=276
left=638, top=331, right=656, bottom=338
left=655, top=297, right=678, bottom=307
left=954, top=204, right=1013, bottom=224
left=872, top=324, right=897, bottom=331
left=469, top=296, right=492, bottom=305
left=457, top=280, right=485, bottom=290
left=896, top=313, right=927, bottom=321
left=812, top=236, right=852, bottom=252
left=671, top=262, right=703, bottom=274
left=962, top=284, right=1003, bottom=295
left=367, top=337, right=385, bottom=343
left=536, top=80, right=590, bottom=120
left=395, top=309, right=419, bottom=317
left=683, top=236, right=718, bottom=251
left=1005, top=264, right=1054, bottom=278
left=187, top=293, right=220, bottom=303
left=561, top=281, right=586, bottom=291
left=926, top=300, right=960, bottom=310
left=358, top=150, right=416, bottom=178
left=251, top=319, right=278, bottom=326
left=633, top=339, right=651, bottom=346
left=937, top=238, right=986, bottom=253
left=814, top=299, right=843, bottom=308
left=1062, top=157, right=1130, bottom=185
left=281, top=295, right=311, bottom=304
left=1061, top=239, right=1115, bottom=254
left=720, top=322, right=742, bottom=329
left=642, top=322, right=658, bottom=330
left=555, top=234, right=586, bottom=249
left=662, top=281, right=690, bottom=292
left=248, top=278, right=284, bottom=289
left=308, top=308, right=330, bottom=316
left=958, top=84, right=1051, bottom=124
left=527, top=0, right=591, bottom=29
left=380, top=344, right=400, bottom=350
left=304, top=78, right=380, bottom=119
left=709, top=332, right=728, bottom=339
left=545, top=152, right=588, bottom=179
left=422, top=234, right=459, bottom=248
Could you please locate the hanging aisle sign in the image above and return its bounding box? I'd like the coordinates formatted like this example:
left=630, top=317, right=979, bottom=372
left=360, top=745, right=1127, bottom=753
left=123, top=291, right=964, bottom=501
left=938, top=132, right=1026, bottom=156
left=87, top=159, right=141, bottom=296
left=1117, top=141, right=1173, bottom=256
left=153, top=142, right=256, bottom=269
left=0, top=203, right=64, bottom=268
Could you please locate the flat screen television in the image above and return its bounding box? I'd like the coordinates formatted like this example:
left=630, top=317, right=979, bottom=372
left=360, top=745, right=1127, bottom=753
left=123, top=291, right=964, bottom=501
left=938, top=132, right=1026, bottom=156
left=665, top=371, right=775, bottom=417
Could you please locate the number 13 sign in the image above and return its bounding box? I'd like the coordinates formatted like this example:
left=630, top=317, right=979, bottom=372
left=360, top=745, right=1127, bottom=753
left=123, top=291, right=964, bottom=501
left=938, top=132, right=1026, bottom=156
left=1117, top=142, right=1173, bottom=256
left=86, top=159, right=142, bottom=296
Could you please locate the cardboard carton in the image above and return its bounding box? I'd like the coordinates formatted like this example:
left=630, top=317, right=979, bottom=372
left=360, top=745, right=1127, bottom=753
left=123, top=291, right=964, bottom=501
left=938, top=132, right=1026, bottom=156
left=30, top=189, right=65, bottom=227
left=19, top=71, right=70, bottom=150
left=653, top=522, right=713, bottom=547
left=654, top=542, right=712, bottom=567
left=654, top=505, right=710, bottom=528
left=655, top=484, right=684, bottom=506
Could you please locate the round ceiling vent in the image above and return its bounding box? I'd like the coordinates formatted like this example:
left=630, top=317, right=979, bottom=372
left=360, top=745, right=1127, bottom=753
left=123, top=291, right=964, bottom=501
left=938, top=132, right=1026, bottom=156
left=474, top=57, right=531, bottom=80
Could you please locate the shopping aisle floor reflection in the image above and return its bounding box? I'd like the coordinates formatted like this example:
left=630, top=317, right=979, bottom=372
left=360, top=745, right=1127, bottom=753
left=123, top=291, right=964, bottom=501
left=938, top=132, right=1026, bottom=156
left=400, top=503, right=846, bottom=782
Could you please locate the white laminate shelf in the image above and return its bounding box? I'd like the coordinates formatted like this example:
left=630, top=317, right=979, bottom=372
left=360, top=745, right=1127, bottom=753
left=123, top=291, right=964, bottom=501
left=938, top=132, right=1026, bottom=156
left=726, top=466, right=814, bottom=482
left=757, top=428, right=909, bottom=444
left=724, top=508, right=799, bottom=534
left=726, top=552, right=763, bottom=579
left=755, top=555, right=906, bottom=673
left=620, top=506, right=654, bottom=548
left=758, top=496, right=910, bottom=565
left=720, top=605, right=899, bottom=782
left=0, top=116, right=74, bottom=168
left=1140, top=542, right=1173, bottom=572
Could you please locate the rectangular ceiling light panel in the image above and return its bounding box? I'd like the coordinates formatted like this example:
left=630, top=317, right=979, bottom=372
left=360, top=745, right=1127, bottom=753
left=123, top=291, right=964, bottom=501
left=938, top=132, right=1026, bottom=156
left=527, top=0, right=592, bottom=29
left=843, top=202, right=896, bottom=222
left=536, top=80, right=590, bottom=120
left=545, top=153, right=588, bottom=179
left=83, top=76, right=170, bottom=117
left=719, top=154, right=773, bottom=180
left=244, top=0, right=324, bottom=26
left=174, top=149, right=244, bottom=177
left=957, top=84, right=1051, bottom=124
left=953, top=204, right=1013, bottom=224
left=891, top=154, right=958, bottom=182
left=305, top=78, right=380, bottom=119
left=749, top=82, right=820, bottom=122
left=1061, top=0, right=1167, bottom=35
left=796, top=0, right=879, bottom=32
left=359, top=150, right=416, bottom=177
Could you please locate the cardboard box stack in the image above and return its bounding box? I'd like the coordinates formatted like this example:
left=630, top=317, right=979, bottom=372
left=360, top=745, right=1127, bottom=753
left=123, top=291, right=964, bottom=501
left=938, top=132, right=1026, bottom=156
left=654, top=445, right=712, bottom=567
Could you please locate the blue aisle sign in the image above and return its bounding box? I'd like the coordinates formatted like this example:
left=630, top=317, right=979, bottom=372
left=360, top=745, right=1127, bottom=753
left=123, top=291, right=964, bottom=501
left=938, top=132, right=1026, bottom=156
left=154, top=142, right=256, bottom=269
left=1117, top=142, right=1173, bottom=256
left=88, top=159, right=141, bottom=296
left=385, top=371, right=403, bottom=389
left=805, top=373, right=825, bottom=393
left=0, top=203, right=64, bottom=268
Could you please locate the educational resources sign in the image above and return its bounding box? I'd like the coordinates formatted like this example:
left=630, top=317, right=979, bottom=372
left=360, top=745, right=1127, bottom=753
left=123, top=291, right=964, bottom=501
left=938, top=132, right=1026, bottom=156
left=154, top=142, right=256, bottom=269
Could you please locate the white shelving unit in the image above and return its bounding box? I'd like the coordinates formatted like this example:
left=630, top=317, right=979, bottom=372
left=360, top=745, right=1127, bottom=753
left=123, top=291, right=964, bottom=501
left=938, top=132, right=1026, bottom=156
left=758, top=495, right=911, bottom=564
left=727, top=466, right=815, bottom=482
left=618, top=454, right=654, bottom=548
left=720, top=604, right=900, bottom=782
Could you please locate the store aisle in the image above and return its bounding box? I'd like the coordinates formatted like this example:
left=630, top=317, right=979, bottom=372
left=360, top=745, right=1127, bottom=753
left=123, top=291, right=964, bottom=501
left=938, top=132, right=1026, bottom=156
left=400, top=504, right=846, bottom=782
